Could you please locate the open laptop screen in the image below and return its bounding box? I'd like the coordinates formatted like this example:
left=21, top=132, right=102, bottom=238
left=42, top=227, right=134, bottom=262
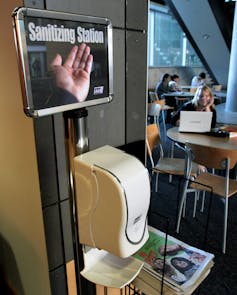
left=179, top=111, right=213, bottom=133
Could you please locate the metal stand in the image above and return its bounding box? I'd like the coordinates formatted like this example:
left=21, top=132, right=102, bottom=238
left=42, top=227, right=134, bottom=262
left=64, top=108, right=94, bottom=295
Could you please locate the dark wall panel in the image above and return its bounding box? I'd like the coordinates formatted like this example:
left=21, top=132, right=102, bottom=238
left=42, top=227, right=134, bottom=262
left=43, top=205, right=64, bottom=270
left=34, top=116, right=59, bottom=207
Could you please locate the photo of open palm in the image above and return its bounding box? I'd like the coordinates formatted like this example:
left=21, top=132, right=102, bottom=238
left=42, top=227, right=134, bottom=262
left=50, top=43, right=93, bottom=102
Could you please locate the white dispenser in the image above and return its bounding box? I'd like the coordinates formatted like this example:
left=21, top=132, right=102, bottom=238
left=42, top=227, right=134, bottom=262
left=73, top=145, right=150, bottom=258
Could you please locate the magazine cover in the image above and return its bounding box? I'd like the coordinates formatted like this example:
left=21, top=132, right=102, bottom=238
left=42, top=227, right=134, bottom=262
left=133, top=226, right=214, bottom=291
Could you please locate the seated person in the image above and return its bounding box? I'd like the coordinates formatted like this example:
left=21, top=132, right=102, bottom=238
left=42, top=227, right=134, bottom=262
left=191, top=72, right=206, bottom=87
left=155, top=73, right=174, bottom=123
left=169, top=74, right=181, bottom=92
left=154, top=73, right=171, bottom=99
left=171, top=85, right=216, bottom=128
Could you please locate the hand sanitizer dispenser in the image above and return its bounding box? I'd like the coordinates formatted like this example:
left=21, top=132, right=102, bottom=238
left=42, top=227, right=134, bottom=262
left=74, top=145, right=150, bottom=258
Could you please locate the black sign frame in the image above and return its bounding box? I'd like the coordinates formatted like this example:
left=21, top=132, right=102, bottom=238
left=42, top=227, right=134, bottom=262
left=12, top=7, right=113, bottom=117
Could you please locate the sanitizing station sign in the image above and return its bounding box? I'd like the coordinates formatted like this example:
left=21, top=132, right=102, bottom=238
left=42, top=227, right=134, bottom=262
left=12, top=7, right=113, bottom=117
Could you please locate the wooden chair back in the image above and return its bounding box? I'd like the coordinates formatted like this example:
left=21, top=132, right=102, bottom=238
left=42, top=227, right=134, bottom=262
left=146, top=124, right=161, bottom=157
left=154, top=99, right=166, bottom=107
left=186, top=143, right=237, bottom=170
left=213, top=84, right=222, bottom=91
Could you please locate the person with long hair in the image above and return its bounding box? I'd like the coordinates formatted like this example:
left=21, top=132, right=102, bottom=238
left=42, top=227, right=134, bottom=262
left=171, top=85, right=216, bottom=128
left=152, top=258, right=186, bottom=285
left=155, top=73, right=176, bottom=123
left=155, top=73, right=171, bottom=99
left=170, top=257, right=199, bottom=280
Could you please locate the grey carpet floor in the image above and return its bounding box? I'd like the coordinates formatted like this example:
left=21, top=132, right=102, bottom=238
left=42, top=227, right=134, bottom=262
left=147, top=126, right=237, bottom=295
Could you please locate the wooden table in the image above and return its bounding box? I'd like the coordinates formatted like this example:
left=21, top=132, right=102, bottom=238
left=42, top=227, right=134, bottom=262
left=180, top=85, right=196, bottom=90
left=167, top=127, right=237, bottom=150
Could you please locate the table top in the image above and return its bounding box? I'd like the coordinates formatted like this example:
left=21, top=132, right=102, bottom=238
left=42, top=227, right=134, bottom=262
left=180, top=85, right=195, bottom=90
left=163, top=91, right=195, bottom=98
left=167, top=127, right=237, bottom=150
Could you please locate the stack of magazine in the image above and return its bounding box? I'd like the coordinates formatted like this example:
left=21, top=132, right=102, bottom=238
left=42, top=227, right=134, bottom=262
left=133, top=226, right=214, bottom=295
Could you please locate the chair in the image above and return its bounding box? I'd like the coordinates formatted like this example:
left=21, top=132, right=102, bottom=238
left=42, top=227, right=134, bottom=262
left=176, top=143, right=237, bottom=253
left=148, top=103, right=162, bottom=132
left=146, top=124, right=199, bottom=193
left=212, top=84, right=222, bottom=91
left=154, top=100, right=172, bottom=136
left=148, top=94, right=174, bottom=136
left=149, top=91, right=159, bottom=102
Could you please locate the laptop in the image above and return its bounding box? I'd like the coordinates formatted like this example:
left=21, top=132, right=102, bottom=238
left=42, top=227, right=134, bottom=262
left=179, top=111, right=213, bottom=133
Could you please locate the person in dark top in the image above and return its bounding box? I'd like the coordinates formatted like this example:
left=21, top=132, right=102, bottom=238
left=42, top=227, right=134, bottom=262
left=155, top=73, right=171, bottom=99
left=171, top=85, right=216, bottom=128
left=155, top=73, right=175, bottom=123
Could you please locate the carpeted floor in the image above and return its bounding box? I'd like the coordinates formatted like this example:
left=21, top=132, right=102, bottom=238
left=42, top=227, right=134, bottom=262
left=147, top=125, right=237, bottom=295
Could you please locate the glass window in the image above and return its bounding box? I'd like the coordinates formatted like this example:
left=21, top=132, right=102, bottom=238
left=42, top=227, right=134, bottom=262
left=149, top=2, right=203, bottom=67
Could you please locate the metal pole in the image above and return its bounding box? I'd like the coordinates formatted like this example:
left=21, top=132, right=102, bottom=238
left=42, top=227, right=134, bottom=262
left=64, top=108, right=95, bottom=295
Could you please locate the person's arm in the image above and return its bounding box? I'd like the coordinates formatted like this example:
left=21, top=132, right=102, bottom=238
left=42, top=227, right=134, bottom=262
left=211, top=108, right=217, bottom=128
left=204, top=96, right=215, bottom=112
left=155, top=82, right=166, bottom=99
left=47, top=87, right=78, bottom=107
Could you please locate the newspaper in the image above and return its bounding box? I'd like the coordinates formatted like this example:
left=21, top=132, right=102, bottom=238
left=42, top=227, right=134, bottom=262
left=133, top=226, right=214, bottom=292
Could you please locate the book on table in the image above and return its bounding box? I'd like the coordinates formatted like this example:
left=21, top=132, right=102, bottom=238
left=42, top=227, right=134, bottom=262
left=133, top=226, right=214, bottom=294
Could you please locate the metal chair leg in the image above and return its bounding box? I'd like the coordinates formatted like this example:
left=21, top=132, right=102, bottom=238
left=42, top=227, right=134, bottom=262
left=193, top=191, right=198, bottom=218
left=176, top=178, right=189, bottom=233
left=200, top=191, right=206, bottom=213
left=223, top=197, right=229, bottom=254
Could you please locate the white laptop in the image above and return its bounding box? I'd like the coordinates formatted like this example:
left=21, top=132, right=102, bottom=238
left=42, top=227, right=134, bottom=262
left=179, top=111, right=213, bottom=133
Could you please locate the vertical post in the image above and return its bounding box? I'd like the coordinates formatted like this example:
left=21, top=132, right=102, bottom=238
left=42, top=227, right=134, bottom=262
left=64, top=108, right=94, bottom=295
left=149, top=10, right=155, bottom=66
left=226, top=2, right=237, bottom=112
left=182, top=34, right=187, bottom=66
left=67, top=108, right=89, bottom=156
